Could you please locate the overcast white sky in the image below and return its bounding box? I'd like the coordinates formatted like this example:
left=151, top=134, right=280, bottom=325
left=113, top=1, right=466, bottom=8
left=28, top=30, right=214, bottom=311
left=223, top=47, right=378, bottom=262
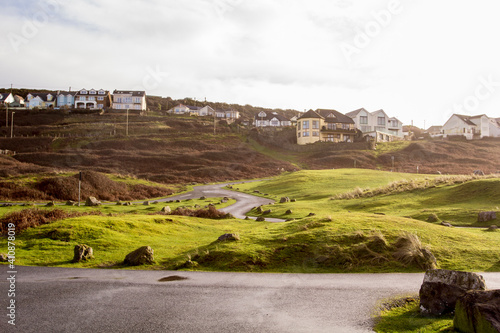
left=1, top=0, right=500, bottom=128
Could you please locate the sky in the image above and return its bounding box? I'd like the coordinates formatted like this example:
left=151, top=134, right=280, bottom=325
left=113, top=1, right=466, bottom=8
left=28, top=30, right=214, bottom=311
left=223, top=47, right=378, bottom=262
left=1, top=0, right=500, bottom=128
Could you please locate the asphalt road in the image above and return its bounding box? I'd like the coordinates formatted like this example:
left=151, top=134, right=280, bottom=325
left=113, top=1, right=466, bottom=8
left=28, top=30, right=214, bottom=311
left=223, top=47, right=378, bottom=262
left=158, top=181, right=285, bottom=222
left=2, top=266, right=499, bottom=333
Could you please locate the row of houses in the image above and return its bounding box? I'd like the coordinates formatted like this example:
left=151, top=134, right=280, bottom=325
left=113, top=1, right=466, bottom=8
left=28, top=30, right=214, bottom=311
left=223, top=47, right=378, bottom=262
left=427, top=114, right=500, bottom=140
left=0, top=89, right=147, bottom=111
left=167, top=103, right=240, bottom=120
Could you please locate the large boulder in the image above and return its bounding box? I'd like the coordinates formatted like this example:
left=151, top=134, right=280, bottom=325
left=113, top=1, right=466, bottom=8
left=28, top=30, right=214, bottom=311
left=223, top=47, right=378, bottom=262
left=72, top=244, right=93, bottom=263
left=454, top=290, right=500, bottom=333
left=478, top=211, right=497, bottom=222
left=161, top=206, right=171, bottom=213
left=85, top=196, right=101, bottom=206
left=419, top=269, right=487, bottom=315
left=124, top=246, right=154, bottom=266
left=280, top=197, right=290, bottom=203
left=217, top=233, right=240, bottom=242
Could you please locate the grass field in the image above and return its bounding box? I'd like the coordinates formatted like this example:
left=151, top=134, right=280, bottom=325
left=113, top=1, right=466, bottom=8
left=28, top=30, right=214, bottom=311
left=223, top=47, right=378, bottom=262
left=1, top=169, right=499, bottom=273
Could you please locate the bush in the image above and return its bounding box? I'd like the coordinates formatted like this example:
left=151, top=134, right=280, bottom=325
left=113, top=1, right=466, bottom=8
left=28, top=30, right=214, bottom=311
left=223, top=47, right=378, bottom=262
left=169, top=205, right=233, bottom=219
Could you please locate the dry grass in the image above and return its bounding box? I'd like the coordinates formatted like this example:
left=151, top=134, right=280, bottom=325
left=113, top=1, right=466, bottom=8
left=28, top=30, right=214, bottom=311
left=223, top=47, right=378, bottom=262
left=169, top=205, right=233, bottom=219
left=392, top=233, right=437, bottom=270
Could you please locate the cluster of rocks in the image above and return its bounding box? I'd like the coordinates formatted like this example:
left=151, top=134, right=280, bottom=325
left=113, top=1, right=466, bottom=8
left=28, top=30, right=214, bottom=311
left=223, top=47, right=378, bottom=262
left=419, top=269, right=500, bottom=332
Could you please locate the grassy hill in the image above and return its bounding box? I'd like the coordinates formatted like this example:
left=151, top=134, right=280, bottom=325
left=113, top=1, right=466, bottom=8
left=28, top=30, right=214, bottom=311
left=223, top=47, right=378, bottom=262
left=1, top=169, right=498, bottom=273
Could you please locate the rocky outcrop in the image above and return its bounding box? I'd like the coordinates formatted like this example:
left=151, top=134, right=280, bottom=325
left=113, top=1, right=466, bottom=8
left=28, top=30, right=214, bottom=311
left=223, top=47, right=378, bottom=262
left=454, top=289, right=500, bottom=333
left=85, top=196, right=101, bottom=206
left=217, top=233, right=240, bottom=242
left=124, top=246, right=154, bottom=266
left=72, top=244, right=94, bottom=263
left=478, top=211, right=497, bottom=223
left=419, top=269, right=487, bottom=315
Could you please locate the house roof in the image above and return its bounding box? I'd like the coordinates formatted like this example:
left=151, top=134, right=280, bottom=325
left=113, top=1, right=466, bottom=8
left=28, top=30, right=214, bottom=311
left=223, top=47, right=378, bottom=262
left=0, top=93, right=12, bottom=101
left=56, top=91, right=77, bottom=96
left=113, top=90, right=146, bottom=96
left=345, top=108, right=368, bottom=117
left=255, top=112, right=290, bottom=121
left=426, top=125, right=442, bottom=133
left=454, top=114, right=478, bottom=126
left=27, top=92, right=56, bottom=102
left=316, top=109, right=355, bottom=124
left=297, top=109, right=323, bottom=120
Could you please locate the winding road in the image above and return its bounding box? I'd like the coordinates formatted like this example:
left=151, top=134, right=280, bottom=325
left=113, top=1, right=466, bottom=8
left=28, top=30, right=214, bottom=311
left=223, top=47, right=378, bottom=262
left=158, top=181, right=285, bottom=222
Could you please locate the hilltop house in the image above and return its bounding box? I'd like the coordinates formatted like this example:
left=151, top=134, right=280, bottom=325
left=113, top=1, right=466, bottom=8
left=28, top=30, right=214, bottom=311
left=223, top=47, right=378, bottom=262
left=25, top=93, right=57, bottom=109
left=426, top=125, right=443, bottom=138
left=56, top=91, right=76, bottom=109
left=442, top=114, right=500, bottom=139
left=346, top=108, right=404, bottom=142
left=0, top=93, right=15, bottom=105
left=74, top=88, right=112, bottom=109
left=168, top=104, right=201, bottom=115
left=296, top=109, right=356, bottom=145
left=254, top=111, right=291, bottom=127
left=112, top=90, right=147, bottom=111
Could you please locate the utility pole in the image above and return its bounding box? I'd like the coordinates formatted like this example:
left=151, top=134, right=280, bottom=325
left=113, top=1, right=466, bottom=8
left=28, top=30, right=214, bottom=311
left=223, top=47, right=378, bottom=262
left=10, top=112, right=15, bottom=138
left=78, top=171, right=82, bottom=206
left=213, top=108, right=216, bottom=136
left=6, top=103, right=8, bottom=129
left=126, top=109, right=129, bottom=136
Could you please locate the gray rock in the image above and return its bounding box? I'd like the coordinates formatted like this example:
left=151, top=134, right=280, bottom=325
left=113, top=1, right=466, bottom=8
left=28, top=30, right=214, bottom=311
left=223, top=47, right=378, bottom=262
left=478, top=211, right=497, bottom=222
left=46, top=201, right=55, bottom=207
left=256, top=216, right=265, bottom=222
left=143, top=201, right=150, bottom=206
left=454, top=289, right=500, bottom=333
left=280, top=197, right=290, bottom=203
left=285, top=209, right=292, bottom=214
left=72, top=244, right=93, bottom=263
left=487, top=225, right=498, bottom=232
left=441, top=221, right=452, bottom=227
left=161, top=206, right=171, bottom=213
left=217, top=233, right=240, bottom=242
left=419, top=269, right=487, bottom=315
left=124, top=246, right=154, bottom=266
left=256, top=206, right=263, bottom=213
left=66, top=200, right=76, bottom=206
left=308, top=213, right=316, bottom=217
left=263, top=209, right=272, bottom=215
left=85, top=196, right=101, bottom=206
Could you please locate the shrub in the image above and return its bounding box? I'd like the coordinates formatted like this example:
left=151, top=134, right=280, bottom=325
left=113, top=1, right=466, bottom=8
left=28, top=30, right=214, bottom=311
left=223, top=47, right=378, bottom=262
left=169, top=205, right=233, bottom=219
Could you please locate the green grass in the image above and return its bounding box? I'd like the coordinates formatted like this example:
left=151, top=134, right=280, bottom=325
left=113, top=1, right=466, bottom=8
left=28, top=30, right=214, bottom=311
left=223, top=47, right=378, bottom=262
left=374, top=296, right=454, bottom=332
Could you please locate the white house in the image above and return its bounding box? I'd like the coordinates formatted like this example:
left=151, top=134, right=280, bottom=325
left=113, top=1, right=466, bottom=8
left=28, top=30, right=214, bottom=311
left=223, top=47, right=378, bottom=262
left=346, top=108, right=403, bottom=142
left=112, top=90, right=147, bottom=111
left=254, top=111, right=291, bottom=127
left=168, top=104, right=201, bottom=115
left=0, top=93, right=15, bottom=105
left=442, top=114, right=500, bottom=139
left=75, top=88, right=112, bottom=109
left=56, top=91, right=76, bottom=108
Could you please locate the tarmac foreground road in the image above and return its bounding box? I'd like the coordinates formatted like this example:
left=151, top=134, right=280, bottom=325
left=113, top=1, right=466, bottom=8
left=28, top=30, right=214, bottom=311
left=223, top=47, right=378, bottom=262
left=2, top=266, right=500, bottom=333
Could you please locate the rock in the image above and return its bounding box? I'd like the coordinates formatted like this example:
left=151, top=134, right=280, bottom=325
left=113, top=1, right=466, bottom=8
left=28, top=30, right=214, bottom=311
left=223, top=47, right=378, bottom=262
left=116, top=201, right=122, bottom=205
left=72, top=244, right=93, bottom=263
left=427, top=214, right=439, bottom=222
left=487, top=225, right=498, bottom=232
left=263, top=209, right=272, bottom=215
left=180, top=260, right=199, bottom=269
left=256, top=216, right=265, bottom=221
left=0, top=253, right=8, bottom=262
left=124, top=202, right=132, bottom=206
left=85, top=197, right=101, bottom=206
left=124, top=246, right=155, bottom=266
left=161, top=206, right=171, bottom=213
left=143, top=201, right=150, bottom=205
left=419, top=269, right=487, bottom=315
left=46, top=201, right=55, bottom=207
left=175, top=200, right=181, bottom=203
left=217, top=233, right=240, bottom=242
left=307, top=213, right=316, bottom=217
left=285, top=209, right=293, bottom=214
left=200, top=196, right=207, bottom=200
left=280, top=197, right=290, bottom=203
left=478, top=211, right=497, bottom=222
left=253, top=190, right=260, bottom=194
left=290, top=199, right=297, bottom=202
left=453, top=289, right=500, bottom=333
left=473, top=170, right=485, bottom=176
left=66, top=200, right=76, bottom=206
left=256, top=206, right=263, bottom=213
left=441, top=221, right=453, bottom=227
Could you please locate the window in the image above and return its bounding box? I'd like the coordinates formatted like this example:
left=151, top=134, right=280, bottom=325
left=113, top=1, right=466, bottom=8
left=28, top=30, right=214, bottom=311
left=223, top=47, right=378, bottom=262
left=133, top=97, right=142, bottom=103
left=135, top=105, right=141, bottom=110
left=312, top=131, right=319, bottom=137
left=327, top=123, right=336, bottom=130
left=271, top=119, right=279, bottom=126
left=342, top=124, right=351, bottom=130
left=360, top=116, right=368, bottom=124
left=303, top=131, right=310, bottom=137
left=79, top=96, right=86, bottom=101
left=80, top=90, right=87, bottom=94
left=116, top=105, right=121, bottom=109
left=88, top=96, right=95, bottom=101
left=298, top=132, right=301, bottom=138
left=303, top=120, right=309, bottom=129
left=116, top=97, right=122, bottom=103
left=298, top=122, right=301, bottom=130
left=344, top=135, right=351, bottom=142
left=377, top=117, right=386, bottom=125
left=98, top=90, right=105, bottom=95
left=312, top=120, right=319, bottom=129
left=326, top=135, right=334, bottom=142
left=97, top=104, right=103, bottom=108
left=97, top=97, right=104, bottom=101
left=90, top=90, right=96, bottom=94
